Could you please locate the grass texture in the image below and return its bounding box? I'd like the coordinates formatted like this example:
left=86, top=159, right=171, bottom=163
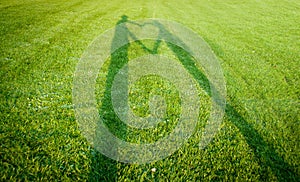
left=0, top=0, right=299, bottom=181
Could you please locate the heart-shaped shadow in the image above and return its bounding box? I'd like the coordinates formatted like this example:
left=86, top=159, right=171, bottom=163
left=120, top=19, right=162, bottom=54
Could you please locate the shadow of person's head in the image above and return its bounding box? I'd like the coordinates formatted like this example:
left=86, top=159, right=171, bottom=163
left=117, top=15, right=129, bottom=25
left=121, top=15, right=128, bottom=21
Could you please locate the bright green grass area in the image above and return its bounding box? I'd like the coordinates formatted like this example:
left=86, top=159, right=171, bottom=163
left=0, top=0, right=299, bottom=181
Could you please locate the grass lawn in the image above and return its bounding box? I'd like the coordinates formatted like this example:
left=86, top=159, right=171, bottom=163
left=0, top=0, right=299, bottom=181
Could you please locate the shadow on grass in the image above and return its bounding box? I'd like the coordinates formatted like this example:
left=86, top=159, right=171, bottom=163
left=151, top=20, right=298, bottom=181
left=88, top=15, right=151, bottom=181
left=88, top=15, right=298, bottom=181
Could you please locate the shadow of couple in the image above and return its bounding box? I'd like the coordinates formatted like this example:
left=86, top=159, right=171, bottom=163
left=88, top=15, right=298, bottom=181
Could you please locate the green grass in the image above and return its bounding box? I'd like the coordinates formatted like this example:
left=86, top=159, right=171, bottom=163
left=0, top=0, right=299, bottom=181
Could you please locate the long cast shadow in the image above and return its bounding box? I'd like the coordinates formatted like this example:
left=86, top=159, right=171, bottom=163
left=151, top=20, right=297, bottom=181
left=89, top=15, right=298, bottom=181
left=89, top=15, right=152, bottom=181
left=150, top=20, right=297, bottom=181
left=89, top=15, right=131, bottom=181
